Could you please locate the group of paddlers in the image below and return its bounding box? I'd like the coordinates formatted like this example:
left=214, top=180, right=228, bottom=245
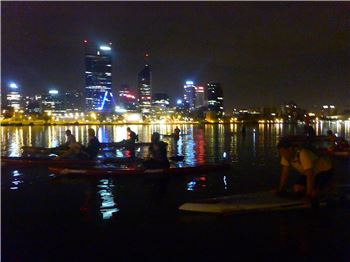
left=55, top=126, right=182, bottom=169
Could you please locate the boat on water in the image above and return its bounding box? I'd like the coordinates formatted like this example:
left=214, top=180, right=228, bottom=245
left=1, top=154, right=185, bottom=168
left=48, top=163, right=231, bottom=177
left=1, top=156, right=139, bottom=168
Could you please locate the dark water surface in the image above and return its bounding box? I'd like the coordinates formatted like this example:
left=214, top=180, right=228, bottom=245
left=2, top=123, right=350, bottom=261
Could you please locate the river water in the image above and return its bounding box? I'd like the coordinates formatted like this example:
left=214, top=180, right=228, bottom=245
left=2, top=123, right=350, bottom=261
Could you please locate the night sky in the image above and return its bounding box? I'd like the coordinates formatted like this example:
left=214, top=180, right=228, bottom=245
left=2, top=2, right=349, bottom=110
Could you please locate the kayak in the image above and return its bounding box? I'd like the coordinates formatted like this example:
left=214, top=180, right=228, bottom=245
left=100, top=142, right=152, bottom=148
left=1, top=153, right=186, bottom=168
left=1, top=156, right=139, bottom=168
left=48, top=163, right=231, bottom=177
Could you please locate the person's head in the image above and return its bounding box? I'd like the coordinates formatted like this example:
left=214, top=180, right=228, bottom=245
left=88, top=128, right=95, bottom=137
left=127, top=127, right=131, bottom=132
left=277, top=139, right=295, bottom=161
left=65, top=130, right=71, bottom=136
left=327, top=130, right=333, bottom=136
left=151, top=132, right=160, bottom=143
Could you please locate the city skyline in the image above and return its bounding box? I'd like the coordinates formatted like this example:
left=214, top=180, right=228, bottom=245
left=2, top=2, right=349, bottom=110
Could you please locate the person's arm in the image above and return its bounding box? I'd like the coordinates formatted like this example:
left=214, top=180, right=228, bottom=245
left=278, top=165, right=289, bottom=193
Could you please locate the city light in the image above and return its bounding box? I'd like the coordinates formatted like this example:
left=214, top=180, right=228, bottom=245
left=177, top=99, right=183, bottom=105
left=49, top=90, right=58, bottom=94
left=100, top=46, right=111, bottom=51
left=9, top=83, right=18, bottom=89
left=186, top=81, right=194, bottom=85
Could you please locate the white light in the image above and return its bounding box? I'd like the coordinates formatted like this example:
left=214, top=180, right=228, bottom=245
left=100, top=46, right=111, bottom=51
left=177, top=99, right=182, bottom=105
left=49, top=90, right=59, bottom=94
left=185, top=81, right=194, bottom=85
left=9, top=83, right=18, bottom=89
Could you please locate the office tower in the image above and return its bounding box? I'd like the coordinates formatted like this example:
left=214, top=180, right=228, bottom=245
left=23, top=95, right=42, bottom=114
left=138, top=58, right=152, bottom=113
left=65, top=90, right=84, bottom=112
left=207, top=82, right=224, bottom=117
left=183, top=81, right=196, bottom=110
left=6, top=83, right=22, bottom=111
left=41, top=90, right=65, bottom=114
left=153, top=93, right=170, bottom=108
left=118, top=84, right=137, bottom=111
left=195, top=85, right=205, bottom=108
left=84, top=41, right=114, bottom=113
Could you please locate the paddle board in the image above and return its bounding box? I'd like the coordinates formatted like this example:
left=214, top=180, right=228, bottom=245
left=178, top=191, right=334, bottom=214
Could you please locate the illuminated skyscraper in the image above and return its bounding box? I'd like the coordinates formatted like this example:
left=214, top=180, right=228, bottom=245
left=138, top=57, right=152, bottom=113
left=207, top=82, right=224, bottom=117
left=84, top=41, right=114, bottom=113
left=183, top=81, right=196, bottom=110
left=41, top=90, right=65, bottom=114
left=6, top=83, right=22, bottom=111
left=118, top=84, right=137, bottom=111
left=195, top=85, right=205, bottom=108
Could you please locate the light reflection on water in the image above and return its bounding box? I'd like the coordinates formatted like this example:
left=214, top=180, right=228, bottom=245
left=10, top=170, right=23, bottom=190
left=1, top=123, right=350, bottom=166
left=97, top=179, right=119, bottom=220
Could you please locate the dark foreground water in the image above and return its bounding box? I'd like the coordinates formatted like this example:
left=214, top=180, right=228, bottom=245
left=2, top=123, right=350, bottom=261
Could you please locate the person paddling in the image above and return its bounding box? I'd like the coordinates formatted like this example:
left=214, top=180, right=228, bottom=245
left=143, top=132, right=170, bottom=169
left=125, top=127, right=138, bottom=158
left=80, top=128, right=101, bottom=159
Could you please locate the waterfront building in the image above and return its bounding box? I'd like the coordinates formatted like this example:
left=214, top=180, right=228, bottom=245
left=152, top=93, right=170, bottom=109
left=207, top=82, right=224, bottom=117
left=23, top=95, right=42, bottom=114
left=84, top=41, right=114, bottom=113
left=6, top=83, right=22, bottom=111
left=138, top=61, right=152, bottom=114
left=183, top=81, right=196, bottom=110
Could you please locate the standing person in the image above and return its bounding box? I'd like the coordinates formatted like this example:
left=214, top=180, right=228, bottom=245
left=275, top=139, right=334, bottom=201
left=125, top=127, right=138, bottom=158
left=80, top=128, right=101, bottom=159
left=143, top=132, right=170, bottom=169
left=174, top=126, right=181, bottom=140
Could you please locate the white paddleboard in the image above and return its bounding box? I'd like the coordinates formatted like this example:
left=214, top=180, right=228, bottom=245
left=179, top=191, right=326, bottom=214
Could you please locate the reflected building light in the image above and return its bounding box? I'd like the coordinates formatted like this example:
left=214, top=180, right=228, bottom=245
left=10, top=170, right=23, bottom=190
left=97, top=179, right=119, bottom=220
left=223, top=175, right=227, bottom=190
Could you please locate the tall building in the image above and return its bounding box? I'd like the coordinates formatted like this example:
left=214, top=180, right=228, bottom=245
left=195, top=85, right=205, bottom=108
left=65, top=90, right=84, bottom=112
left=42, top=90, right=65, bottom=114
left=84, top=41, right=114, bottom=113
left=138, top=58, right=152, bottom=113
left=6, top=83, right=22, bottom=111
left=23, top=95, right=42, bottom=114
left=153, top=93, right=170, bottom=108
left=118, top=84, right=137, bottom=111
left=207, top=82, right=224, bottom=117
left=183, top=81, right=196, bottom=110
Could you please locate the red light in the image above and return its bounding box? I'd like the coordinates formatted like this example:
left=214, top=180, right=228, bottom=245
left=83, top=40, right=88, bottom=44
left=145, top=53, right=149, bottom=57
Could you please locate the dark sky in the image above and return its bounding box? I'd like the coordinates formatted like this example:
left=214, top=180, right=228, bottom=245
left=2, top=2, right=350, bottom=110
